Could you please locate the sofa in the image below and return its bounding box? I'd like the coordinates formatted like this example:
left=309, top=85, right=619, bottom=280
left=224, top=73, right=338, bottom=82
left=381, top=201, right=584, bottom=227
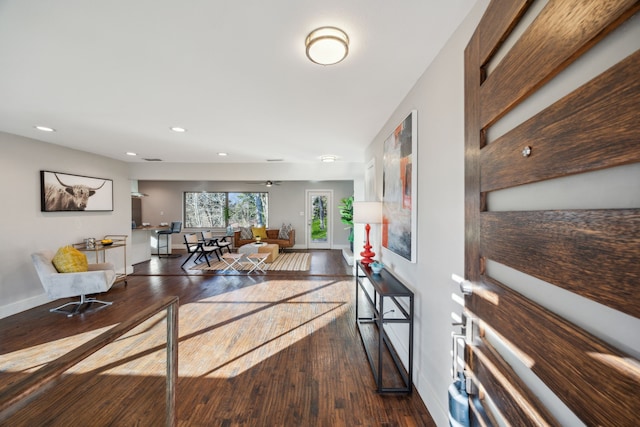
left=234, top=228, right=295, bottom=250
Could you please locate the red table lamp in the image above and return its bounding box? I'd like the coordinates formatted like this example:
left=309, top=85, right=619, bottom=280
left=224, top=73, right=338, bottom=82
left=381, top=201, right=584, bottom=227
left=353, top=201, right=382, bottom=266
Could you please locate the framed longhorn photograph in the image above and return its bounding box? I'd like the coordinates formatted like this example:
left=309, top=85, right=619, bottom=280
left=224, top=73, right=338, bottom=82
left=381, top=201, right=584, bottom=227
left=40, top=171, right=113, bottom=212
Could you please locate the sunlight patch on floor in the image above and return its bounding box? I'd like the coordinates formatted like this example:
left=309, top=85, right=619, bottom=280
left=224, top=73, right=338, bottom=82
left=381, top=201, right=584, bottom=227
left=43, top=279, right=354, bottom=379
left=0, top=326, right=113, bottom=373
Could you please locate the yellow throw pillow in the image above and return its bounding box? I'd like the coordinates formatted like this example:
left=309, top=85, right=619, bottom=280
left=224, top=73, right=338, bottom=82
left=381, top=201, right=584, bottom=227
left=52, top=246, right=89, bottom=273
left=252, top=226, right=268, bottom=239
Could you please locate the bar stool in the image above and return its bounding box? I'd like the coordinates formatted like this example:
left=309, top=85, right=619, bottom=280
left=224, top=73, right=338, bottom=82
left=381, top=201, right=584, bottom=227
left=157, top=221, right=182, bottom=257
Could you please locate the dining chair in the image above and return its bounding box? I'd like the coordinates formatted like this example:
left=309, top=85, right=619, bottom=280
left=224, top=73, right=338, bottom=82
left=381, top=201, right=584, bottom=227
left=181, top=233, right=221, bottom=268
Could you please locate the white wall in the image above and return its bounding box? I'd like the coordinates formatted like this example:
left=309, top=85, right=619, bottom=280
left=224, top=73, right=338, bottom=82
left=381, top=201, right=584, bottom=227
left=137, top=180, right=354, bottom=249
left=0, top=132, right=132, bottom=319
left=130, top=160, right=363, bottom=182
left=361, top=2, right=489, bottom=425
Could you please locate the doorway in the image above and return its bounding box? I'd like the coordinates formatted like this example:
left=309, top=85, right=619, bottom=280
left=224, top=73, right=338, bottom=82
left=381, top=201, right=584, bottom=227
left=306, top=190, right=332, bottom=249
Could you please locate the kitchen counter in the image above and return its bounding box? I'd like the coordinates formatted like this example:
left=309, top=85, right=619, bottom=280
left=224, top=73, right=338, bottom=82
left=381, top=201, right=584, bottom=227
left=133, top=226, right=170, bottom=231
left=131, top=226, right=170, bottom=264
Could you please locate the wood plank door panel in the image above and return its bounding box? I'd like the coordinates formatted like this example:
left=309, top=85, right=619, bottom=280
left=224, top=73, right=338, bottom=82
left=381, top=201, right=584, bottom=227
left=464, top=1, right=640, bottom=425
left=480, top=49, right=640, bottom=192
left=479, top=0, right=640, bottom=128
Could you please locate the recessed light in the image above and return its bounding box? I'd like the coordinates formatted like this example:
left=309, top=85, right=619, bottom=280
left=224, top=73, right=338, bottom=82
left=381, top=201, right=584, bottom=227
left=35, top=125, right=55, bottom=132
left=170, top=127, right=187, bottom=133
left=126, top=152, right=137, bottom=156
left=217, top=152, right=228, bottom=156
left=321, top=155, right=337, bottom=162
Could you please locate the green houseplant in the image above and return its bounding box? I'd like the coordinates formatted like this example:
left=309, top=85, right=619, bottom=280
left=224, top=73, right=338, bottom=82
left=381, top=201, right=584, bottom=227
left=223, top=206, right=233, bottom=236
left=338, top=195, right=354, bottom=252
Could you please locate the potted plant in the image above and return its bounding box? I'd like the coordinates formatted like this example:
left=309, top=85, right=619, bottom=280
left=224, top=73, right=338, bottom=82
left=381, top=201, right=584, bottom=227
left=224, top=206, right=233, bottom=236
left=338, top=195, right=354, bottom=252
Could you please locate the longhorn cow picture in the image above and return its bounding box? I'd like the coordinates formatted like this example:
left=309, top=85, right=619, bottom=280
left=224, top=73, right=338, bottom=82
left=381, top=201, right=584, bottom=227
left=41, top=171, right=113, bottom=212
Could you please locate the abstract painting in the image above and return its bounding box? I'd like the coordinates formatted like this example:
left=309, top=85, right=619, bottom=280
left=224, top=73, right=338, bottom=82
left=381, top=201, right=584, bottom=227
left=382, top=110, right=417, bottom=262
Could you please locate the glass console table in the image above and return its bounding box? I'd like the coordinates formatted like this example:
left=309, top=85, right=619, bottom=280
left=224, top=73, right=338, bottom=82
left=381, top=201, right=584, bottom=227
left=73, top=234, right=128, bottom=285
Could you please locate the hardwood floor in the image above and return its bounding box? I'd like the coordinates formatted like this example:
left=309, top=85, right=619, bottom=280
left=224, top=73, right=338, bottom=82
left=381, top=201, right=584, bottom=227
left=0, top=250, right=435, bottom=426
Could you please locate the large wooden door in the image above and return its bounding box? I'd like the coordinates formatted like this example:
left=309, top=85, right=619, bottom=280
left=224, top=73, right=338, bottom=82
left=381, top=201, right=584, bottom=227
left=463, top=1, right=640, bottom=425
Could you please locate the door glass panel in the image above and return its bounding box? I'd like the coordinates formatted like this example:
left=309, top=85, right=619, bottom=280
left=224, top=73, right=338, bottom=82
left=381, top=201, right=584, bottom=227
left=311, top=195, right=328, bottom=243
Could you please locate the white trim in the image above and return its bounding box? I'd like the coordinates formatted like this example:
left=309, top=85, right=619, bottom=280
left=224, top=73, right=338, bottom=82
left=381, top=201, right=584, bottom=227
left=0, top=293, right=50, bottom=319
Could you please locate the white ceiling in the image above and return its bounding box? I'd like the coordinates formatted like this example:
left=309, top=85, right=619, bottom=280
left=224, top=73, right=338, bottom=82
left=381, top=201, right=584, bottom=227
left=0, top=1, right=476, bottom=165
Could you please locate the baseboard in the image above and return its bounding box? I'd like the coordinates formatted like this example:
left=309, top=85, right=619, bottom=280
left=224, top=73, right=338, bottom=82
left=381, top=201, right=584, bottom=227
left=0, top=293, right=49, bottom=320
left=342, top=248, right=354, bottom=265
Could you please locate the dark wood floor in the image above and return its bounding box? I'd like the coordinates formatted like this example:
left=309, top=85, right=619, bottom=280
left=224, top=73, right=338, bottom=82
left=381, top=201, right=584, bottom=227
left=0, top=250, right=435, bottom=426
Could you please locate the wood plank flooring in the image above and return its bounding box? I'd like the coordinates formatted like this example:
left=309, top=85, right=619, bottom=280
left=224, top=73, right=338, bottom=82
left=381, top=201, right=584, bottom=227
left=0, top=250, right=435, bottom=426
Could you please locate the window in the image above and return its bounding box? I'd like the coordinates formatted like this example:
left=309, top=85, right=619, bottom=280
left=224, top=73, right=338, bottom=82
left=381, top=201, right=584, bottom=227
left=184, top=192, right=226, bottom=228
left=228, top=192, right=268, bottom=227
left=183, top=191, right=268, bottom=228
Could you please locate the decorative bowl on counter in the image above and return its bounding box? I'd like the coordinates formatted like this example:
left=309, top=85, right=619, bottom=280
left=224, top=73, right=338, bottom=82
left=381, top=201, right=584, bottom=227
left=370, top=261, right=384, bottom=274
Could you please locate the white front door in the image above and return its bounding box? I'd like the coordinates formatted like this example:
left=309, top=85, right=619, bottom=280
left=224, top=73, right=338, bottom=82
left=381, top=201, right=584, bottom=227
left=306, top=190, right=332, bottom=249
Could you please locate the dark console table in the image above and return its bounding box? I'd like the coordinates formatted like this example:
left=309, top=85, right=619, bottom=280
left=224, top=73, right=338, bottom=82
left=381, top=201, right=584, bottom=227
left=355, top=261, right=414, bottom=393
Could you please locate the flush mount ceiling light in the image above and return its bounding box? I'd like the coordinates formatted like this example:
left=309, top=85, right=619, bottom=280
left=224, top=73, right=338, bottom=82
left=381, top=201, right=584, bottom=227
left=305, top=26, right=349, bottom=65
left=321, top=155, right=337, bottom=163
left=126, top=152, right=137, bottom=156
left=170, top=126, right=187, bottom=133
left=35, top=125, right=55, bottom=132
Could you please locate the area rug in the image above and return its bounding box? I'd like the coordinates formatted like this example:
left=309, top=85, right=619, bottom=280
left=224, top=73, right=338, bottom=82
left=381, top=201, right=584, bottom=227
left=190, top=252, right=311, bottom=272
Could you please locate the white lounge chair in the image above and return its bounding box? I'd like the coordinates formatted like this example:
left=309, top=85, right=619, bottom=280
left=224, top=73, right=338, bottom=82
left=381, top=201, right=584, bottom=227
left=31, top=250, right=116, bottom=317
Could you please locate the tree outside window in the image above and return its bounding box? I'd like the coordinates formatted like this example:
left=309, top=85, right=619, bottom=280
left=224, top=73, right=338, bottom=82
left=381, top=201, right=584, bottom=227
left=228, top=192, right=268, bottom=227
left=311, top=195, right=328, bottom=241
left=183, top=191, right=268, bottom=228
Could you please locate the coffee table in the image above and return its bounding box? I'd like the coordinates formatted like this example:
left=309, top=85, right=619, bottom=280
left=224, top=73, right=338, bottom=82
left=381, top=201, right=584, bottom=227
left=237, top=242, right=279, bottom=263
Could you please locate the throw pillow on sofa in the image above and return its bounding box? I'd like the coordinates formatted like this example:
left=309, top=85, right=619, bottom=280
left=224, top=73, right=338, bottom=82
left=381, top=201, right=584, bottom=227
left=252, top=226, right=268, bottom=239
left=278, top=223, right=292, bottom=239
left=240, top=226, right=253, bottom=240
left=52, top=245, right=89, bottom=273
